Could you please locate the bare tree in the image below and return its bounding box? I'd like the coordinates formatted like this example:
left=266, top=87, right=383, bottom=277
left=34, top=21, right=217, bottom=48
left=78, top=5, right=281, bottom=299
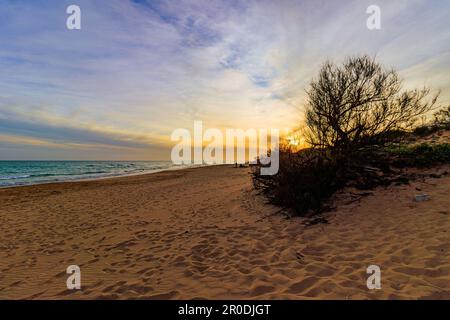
left=304, top=56, right=439, bottom=152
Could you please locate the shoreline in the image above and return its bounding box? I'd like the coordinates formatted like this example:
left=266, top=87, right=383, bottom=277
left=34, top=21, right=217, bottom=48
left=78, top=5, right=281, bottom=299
left=0, top=165, right=449, bottom=299
left=0, top=163, right=210, bottom=190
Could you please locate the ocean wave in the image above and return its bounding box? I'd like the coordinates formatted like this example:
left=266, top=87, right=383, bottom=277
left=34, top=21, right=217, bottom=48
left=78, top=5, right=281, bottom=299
left=28, top=171, right=109, bottom=178
left=0, top=174, right=31, bottom=180
left=0, top=161, right=178, bottom=187
left=24, top=173, right=60, bottom=178
left=77, top=171, right=109, bottom=175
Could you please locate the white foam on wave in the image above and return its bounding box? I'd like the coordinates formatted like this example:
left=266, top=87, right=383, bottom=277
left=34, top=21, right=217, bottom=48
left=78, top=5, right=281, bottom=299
left=0, top=174, right=31, bottom=180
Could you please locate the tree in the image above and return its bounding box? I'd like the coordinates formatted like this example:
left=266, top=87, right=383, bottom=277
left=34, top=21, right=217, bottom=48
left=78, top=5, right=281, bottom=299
left=304, top=56, right=439, bottom=152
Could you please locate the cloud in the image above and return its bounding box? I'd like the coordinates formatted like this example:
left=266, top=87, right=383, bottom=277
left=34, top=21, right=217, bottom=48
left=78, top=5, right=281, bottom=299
left=0, top=0, right=449, bottom=159
left=0, top=108, right=171, bottom=149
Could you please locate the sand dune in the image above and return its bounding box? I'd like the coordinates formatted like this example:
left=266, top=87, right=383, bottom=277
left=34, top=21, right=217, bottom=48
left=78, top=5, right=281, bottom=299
left=0, top=165, right=449, bottom=299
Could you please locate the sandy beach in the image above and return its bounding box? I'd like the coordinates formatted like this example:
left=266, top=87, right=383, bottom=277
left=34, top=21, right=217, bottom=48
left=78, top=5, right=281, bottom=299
left=0, top=164, right=449, bottom=299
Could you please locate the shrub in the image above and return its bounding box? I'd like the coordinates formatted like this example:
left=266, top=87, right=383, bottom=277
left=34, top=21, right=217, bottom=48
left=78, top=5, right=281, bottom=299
left=252, top=56, right=445, bottom=216
left=411, top=106, right=450, bottom=137
left=391, top=143, right=450, bottom=167
left=433, top=106, right=450, bottom=129
left=252, top=148, right=346, bottom=215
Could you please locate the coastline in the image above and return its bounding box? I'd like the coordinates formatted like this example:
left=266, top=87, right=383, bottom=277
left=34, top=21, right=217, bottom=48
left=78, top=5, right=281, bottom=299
left=0, top=164, right=449, bottom=299
left=0, top=162, right=207, bottom=189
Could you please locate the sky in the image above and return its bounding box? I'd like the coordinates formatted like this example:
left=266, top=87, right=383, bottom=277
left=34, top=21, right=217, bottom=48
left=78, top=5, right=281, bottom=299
left=0, top=0, right=449, bottom=160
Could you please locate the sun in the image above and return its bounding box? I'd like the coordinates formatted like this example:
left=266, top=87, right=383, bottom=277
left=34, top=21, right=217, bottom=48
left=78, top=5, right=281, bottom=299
left=287, top=137, right=300, bottom=146
left=286, top=133, right=307, bottom=150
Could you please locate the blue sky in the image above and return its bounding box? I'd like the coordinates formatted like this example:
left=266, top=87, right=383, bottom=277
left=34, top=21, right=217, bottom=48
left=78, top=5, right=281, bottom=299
left=0, top=0, right=449, bottom=160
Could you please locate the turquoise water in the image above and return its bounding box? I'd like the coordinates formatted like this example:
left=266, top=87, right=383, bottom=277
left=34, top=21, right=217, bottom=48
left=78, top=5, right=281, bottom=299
left=0, top=161, right=180, bottom=187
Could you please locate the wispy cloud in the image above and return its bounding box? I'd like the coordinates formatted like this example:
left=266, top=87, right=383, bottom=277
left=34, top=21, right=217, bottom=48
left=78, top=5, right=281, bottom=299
left=0, top=0, right=449, bottom=159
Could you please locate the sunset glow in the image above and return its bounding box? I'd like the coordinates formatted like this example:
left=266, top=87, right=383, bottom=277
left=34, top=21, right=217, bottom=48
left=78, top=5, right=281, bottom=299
left=1, top=0, right=449, bottom=160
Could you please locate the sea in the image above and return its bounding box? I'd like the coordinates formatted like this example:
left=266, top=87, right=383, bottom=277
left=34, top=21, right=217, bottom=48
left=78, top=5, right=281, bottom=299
left=0, top=161, right=187, bottom=187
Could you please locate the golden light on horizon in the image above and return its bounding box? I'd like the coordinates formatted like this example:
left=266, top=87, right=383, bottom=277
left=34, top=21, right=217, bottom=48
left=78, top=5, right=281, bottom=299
left=286, top=134, right=308, bottom=151
left=287, top=137, right=300, bottom=146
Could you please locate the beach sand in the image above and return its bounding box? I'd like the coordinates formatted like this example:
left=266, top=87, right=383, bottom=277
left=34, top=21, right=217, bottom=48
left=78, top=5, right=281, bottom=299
left=0, top=165, right=449, bottom=299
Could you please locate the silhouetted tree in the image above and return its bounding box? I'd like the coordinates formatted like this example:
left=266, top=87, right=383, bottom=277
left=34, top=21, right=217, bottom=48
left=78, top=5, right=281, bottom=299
left=252, top=55, right=447, bottom=216
left=304, top=56, right=439, bottom=152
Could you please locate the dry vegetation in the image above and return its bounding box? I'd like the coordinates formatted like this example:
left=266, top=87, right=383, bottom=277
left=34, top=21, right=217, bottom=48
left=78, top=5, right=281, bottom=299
left=252, top=56, right=450, bottom=216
